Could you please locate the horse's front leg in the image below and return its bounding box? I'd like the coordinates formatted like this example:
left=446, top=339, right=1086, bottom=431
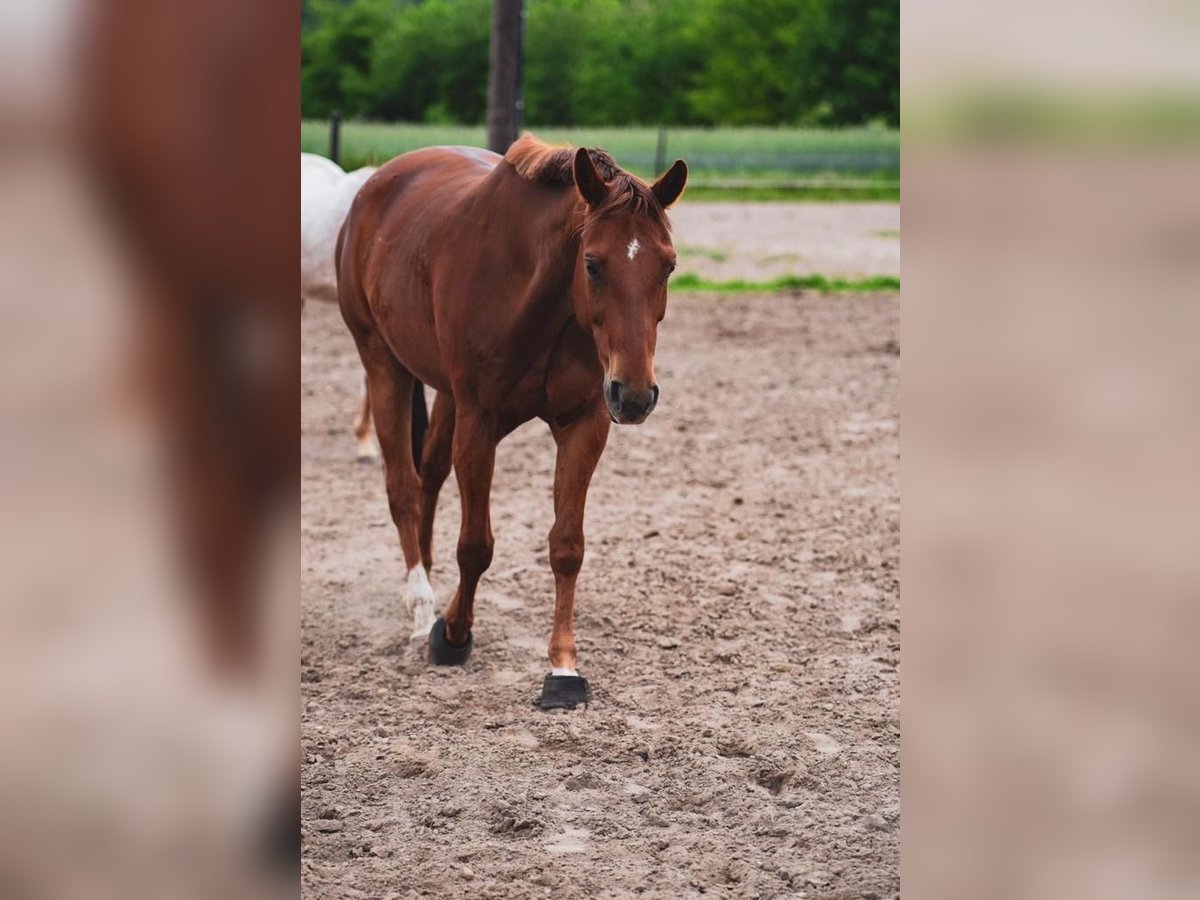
left=429, top=407, right=496, bottom=664
left=538, top=401, right=611, bottom=709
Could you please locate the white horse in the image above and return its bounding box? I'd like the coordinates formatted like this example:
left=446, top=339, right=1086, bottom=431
left=301, top=153, right=378, bottom=459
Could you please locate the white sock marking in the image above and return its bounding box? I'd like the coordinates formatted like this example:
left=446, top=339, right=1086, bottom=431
left=404, top=565, right=437, bottom=638
left=552, top=667, right=579, bottom=677
left=626, top=237, right=640, bottom=261
left=355, top=433, right=378, bottom=461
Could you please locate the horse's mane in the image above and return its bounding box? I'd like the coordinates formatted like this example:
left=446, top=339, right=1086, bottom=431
left=504, top=134, right=666, bottom=224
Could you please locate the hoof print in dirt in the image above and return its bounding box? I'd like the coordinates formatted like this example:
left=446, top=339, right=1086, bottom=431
left=428, top=617, right=473, bottom=666
left=535, top=673, right=591, bottom=710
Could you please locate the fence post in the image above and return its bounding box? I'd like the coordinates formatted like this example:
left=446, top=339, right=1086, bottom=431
left=515, top=3, right=526, bottom=134
left=329, top=109, right=342, bottom=166
left=654, top=126, right=668, bottom=176
left=486, top=0, right=524, bottom=154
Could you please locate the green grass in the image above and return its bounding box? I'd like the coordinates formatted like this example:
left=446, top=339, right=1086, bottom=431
left=301, top=121, right=899, bottom=201
left=683, top=182, right=898, bottom=202
left=671, top=273, right=899, bottom=293
left=678, top=245, right=729, bottom=263
left=905, top=89, right=1200, bottom=145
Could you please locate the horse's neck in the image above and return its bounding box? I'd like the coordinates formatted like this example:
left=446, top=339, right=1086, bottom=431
left=505, top=186, right=587, bottom=343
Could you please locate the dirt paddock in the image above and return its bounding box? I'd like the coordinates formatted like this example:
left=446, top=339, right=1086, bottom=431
left=302, top=252, right=899, bottom=896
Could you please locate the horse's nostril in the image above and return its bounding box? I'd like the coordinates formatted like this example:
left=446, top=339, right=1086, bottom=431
left=650, top=384, right=660, bottom=407
left=607, top=380, right=622, bottom=405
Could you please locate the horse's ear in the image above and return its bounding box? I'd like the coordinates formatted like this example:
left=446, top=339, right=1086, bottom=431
left=573, top=148, right=609, bottom=207
left=652, top=159, right=688, bottom=208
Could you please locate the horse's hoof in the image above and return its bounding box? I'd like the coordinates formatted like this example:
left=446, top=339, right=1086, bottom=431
left=428, top=617, right=472, bottom=665
left=535, top=673, right=591, bottom=710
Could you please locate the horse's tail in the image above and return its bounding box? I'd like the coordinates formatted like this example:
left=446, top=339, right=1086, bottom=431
left=411, top=379, right=428, bottom=473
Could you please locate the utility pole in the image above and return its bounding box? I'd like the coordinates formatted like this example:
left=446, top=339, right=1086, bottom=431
left=486, top=0, right=524, bottom=154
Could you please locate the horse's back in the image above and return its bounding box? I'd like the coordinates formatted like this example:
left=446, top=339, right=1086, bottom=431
left=339, top=146, right=500, bottom=390
left=351, top=146, right=499, bottom=225
left=340, top=145, right=500, bottom=304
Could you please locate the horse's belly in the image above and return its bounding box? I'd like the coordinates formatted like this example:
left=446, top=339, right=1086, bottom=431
left=374, top=294, right=450, bottom=393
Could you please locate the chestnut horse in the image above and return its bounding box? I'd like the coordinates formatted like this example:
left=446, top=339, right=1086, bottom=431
left=337, top=135, right=686, bottom=708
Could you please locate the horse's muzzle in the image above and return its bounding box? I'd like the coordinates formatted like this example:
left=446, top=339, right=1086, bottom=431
left=605, top=379, right=659, bottom=424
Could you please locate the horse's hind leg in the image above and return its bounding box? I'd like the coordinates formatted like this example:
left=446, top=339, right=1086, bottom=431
left=352, top=371, right=378, bottom=461
left=418, top=391, right=456, bottom=570
left=429, top=407, right=496, bottom=663
left=359, top=345, right=436, bottom=638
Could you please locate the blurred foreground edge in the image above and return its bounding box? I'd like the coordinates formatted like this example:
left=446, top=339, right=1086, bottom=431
left=903, top=2, right=1200, bottom=898
left=1, top=0, right=297, bottom=897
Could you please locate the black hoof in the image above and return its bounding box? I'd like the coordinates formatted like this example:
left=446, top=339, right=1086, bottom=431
left=535, top=673, right=591, bottom=710
left=428, top=617, right=473, bottom=665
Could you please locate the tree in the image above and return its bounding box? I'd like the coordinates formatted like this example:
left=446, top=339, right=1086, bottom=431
left=685, top=0, right=826, bottom=125
left=369, top=0, right=490, bottom=123
left=811, top=0, right=899, bottom=125
left=300, top=0, right=901, bottom=128
left=301, top=0, right=395, bottom=118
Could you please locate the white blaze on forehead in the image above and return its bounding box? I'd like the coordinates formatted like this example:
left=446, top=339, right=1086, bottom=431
left=626, top=237, right=640, bottom=261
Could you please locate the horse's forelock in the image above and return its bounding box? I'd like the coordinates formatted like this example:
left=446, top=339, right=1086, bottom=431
left=505, top=135, right=667, bottom=228
left=590, top=173, right=666, bottom=225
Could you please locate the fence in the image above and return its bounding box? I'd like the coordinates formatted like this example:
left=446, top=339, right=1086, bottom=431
left=308, top=120, right=900, bottom=193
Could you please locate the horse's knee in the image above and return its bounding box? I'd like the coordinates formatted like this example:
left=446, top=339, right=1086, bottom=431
left=457, top=536, right=494, bottom=579
left=549, top=528, right=584, bottom=578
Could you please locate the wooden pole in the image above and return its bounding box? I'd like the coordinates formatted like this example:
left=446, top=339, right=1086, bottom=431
left=486, top=0, right=524, bottom=154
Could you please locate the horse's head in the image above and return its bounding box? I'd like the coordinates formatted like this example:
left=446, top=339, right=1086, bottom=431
left=571, top=148, right=687, bottom=425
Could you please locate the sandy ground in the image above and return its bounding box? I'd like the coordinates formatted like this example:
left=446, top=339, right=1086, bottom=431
left=669, top=203, right=900, bottom=282
left=302, top=205, right=899, bottom=898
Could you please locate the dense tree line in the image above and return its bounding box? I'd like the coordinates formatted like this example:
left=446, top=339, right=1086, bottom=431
left=301, top=0, right=898, bottom=127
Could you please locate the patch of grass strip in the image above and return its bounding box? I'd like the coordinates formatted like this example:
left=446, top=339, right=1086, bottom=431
left=682, top=184, right=900, bottom=203
left=678, top=245, right=729, bottom=262
left=300, top=122, right=900, bottom=202
left=671, top=273, right=899, bottom=294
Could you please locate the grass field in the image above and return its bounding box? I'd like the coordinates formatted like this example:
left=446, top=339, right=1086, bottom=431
left=671, top=273, right=900, bottom=293
left=300, top=121, right=899, bottom=201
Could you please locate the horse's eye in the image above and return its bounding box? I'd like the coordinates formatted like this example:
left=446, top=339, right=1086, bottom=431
left=584, top=257, right=601, bottom=280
